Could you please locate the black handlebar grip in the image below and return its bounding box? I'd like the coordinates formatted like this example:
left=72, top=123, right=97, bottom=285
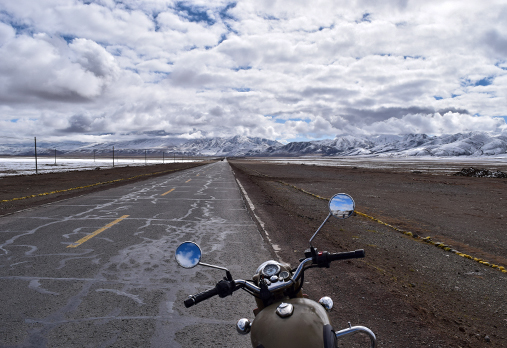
left=329, top=249, right=365, bottom=261
left=184, top=287, right=219, bottom=308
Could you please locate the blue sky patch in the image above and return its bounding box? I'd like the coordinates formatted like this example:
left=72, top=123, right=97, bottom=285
left=233, top=87, right=250, bottom=92
left=154, top=71, right=171, bottom=76
left=434, top=96, right=443, bottom=100
left=360, top=13, right=371, bottom=23
left=219, top=2, right=236, bottom=22
left=232, top=66, right=252, bottom=71
left=275, top=118, right=310, bottom=124
left=262, top=15, right=280, bottom=21
left=173, top=2, right=236, bottom=30
left=61, top=35, right=77, bottom=44
left=474, top=76, right=494, bottom=86
left=495, top=61, right=507, bottom=70
left=461, top=76, right=495, bottom=87
left=403, top=55, right=425, bottom=60
left=107, top=47, right=123, bottom=56
left=8, top=22, right=32, bottom=36
left=175, top=2, right=215, bottom=25
left=218, top=33, right=227, bottom=45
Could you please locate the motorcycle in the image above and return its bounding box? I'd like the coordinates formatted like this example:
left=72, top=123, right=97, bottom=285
left=175, top=193, right=377, bottom=348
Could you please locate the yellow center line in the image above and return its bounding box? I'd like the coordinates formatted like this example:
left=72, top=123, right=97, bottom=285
left=161, top=188, right=175, bottom=196
left=67, top=215, right=129, bottom=248
left=185, top=179, right=192, bottom=183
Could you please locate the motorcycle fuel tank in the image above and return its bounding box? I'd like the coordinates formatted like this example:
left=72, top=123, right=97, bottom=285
left=250, top=298, right=331, bottom=348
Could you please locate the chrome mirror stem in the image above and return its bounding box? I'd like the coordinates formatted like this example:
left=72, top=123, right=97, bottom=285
left=309, top=213, right=331, bottom=247
left=199, top=262, right=233, bottom=280
left=199, top=262, right=230, bottom=273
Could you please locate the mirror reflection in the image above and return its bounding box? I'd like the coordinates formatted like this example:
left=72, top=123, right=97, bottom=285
left=175, top=241, right=202, bottom=268
left=329, top=193, right=355, bottom=219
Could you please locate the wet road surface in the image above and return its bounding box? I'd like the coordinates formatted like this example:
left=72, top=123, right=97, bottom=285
left=0, top=160, right=271, bottom=347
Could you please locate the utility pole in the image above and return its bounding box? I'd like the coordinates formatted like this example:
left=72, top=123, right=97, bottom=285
left=54, top=149, right=57, bottom=165
left=113, top=146, right=115, bottom=167
left=34, top=137, right=38, bottom=174
left=93, top=149, right=96, bottom=162
left=145, top=149, right=147, bottom=165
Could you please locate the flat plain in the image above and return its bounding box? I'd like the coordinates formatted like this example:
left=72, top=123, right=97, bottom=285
left=230, top=159, right=507, bottom=348
left=1, top=158, right=506, bottom=347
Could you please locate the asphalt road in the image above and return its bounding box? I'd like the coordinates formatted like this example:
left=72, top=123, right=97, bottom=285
left=0, top=160, right=272, bottom=347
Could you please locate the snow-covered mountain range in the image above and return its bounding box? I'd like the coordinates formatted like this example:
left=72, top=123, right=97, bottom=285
left=1, top=132, right=506, bottom=157
left=0, top=135, right=283, bottom=157
left=265, top=132, right=507, bottom=157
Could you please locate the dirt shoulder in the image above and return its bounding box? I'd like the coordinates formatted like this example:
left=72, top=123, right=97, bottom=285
left=0, top=162, right=210, bottom=216
left=229, top=159, right=507, bottom=348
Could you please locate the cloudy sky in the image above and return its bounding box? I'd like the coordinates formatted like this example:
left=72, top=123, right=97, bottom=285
left=0, top=0, right=506, bottom=144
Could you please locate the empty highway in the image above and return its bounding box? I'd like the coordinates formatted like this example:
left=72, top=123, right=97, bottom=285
left=0, top=161, right=271, bottom=347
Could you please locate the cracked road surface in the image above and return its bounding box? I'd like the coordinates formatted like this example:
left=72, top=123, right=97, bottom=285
left=0, top=160, right=271, bottom=347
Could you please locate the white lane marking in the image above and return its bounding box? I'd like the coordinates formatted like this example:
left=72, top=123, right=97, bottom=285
left=235, top=178, right=284, bottom=262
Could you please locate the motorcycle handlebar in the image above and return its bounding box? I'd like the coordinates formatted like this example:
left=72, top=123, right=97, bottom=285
left=328, top=249, right=365, bottom=261
left=184, top=287, right=219, bottom=308
left=313, top=249, right=365, bottom=268
left=184, top=279, right=238, bottom=307
left=183, top=250, right=366, bottom=306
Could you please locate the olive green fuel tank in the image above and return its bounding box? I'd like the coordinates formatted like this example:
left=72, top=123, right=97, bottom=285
left=250, top=298, right=330, bottom=348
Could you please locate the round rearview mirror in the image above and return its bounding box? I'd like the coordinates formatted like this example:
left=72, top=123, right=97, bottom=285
left=175, top=241, right=202, bottom=268
left=329, top=193, right=355, bottom=219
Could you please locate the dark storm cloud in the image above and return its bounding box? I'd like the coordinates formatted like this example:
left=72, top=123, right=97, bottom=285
left=343, top=106, right=437, bottom=124
left=436, top=107, right=470, bottom=115
left=483, top=30, right=507, bottom=57
left=59, top=114, right=95, bottom=133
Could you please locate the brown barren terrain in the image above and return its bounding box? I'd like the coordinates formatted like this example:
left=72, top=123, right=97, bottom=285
left=229, top=159, right=507, bottom=348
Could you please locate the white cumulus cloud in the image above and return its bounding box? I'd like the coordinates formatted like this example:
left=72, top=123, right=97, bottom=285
left=0, top=0, right=506, bottom=143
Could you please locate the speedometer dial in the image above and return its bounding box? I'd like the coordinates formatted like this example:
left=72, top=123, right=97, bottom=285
left=279, top=271, right=290, bottom=280
left=261, top=263, right=280, bottom=277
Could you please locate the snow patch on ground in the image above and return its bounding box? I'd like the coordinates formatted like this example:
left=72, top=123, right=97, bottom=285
left=0, top=157, right=200, bottom=177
